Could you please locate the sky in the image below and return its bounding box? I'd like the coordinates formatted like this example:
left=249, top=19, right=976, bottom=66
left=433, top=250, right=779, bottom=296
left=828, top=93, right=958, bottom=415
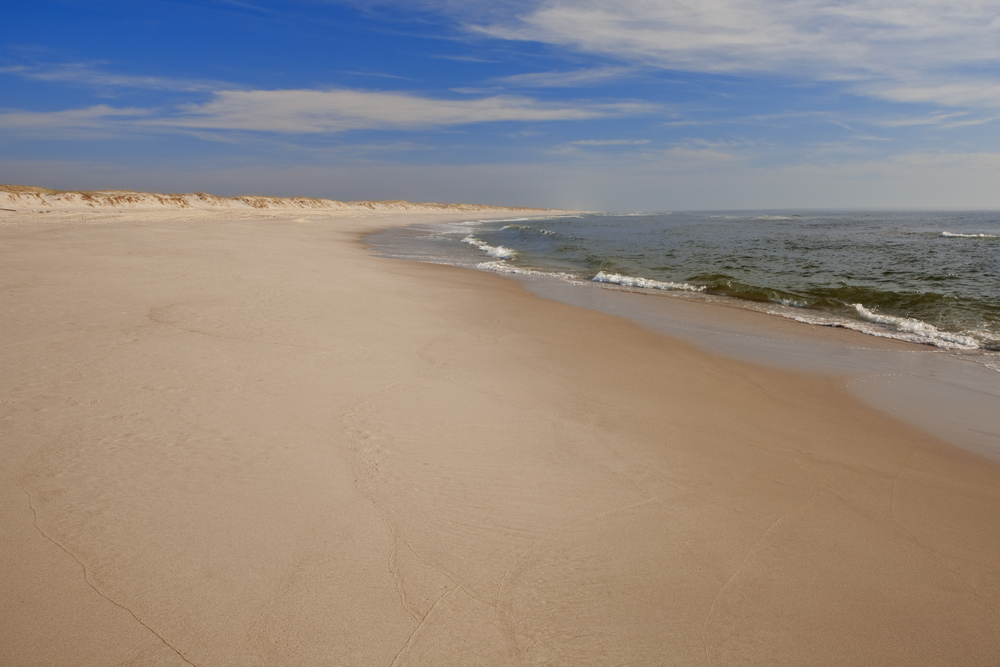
left=2, top=0, right=1000, bottom=209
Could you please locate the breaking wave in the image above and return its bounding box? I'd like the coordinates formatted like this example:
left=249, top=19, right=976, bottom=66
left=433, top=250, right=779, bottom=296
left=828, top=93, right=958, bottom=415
left=592, top=271, right=705, bottom=292
left=849, top=303, right=980, bottom=349
left=941, top=231, right=998, bottom=238
left=477, top=261, right=577, bottom=280
left=462, top=235, right=515, bottom=259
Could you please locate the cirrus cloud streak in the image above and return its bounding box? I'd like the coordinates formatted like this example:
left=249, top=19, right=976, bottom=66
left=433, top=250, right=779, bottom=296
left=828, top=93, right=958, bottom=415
left=467, top=0, right=1000, bottom=110
left=0, top=87, right=657, bottom=138
left=473, top=0, right=1000, bottom=78
left=165, top=88, right=655, bottom=132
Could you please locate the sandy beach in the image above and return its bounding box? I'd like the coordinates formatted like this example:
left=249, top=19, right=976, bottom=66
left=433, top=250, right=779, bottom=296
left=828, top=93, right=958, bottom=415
left=3, top=199, right=1000, bottom=665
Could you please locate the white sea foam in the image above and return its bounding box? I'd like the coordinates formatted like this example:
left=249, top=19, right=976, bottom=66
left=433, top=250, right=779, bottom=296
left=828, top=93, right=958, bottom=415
left=981, top=356, right=1000, bottom=373
left=463, top=217, right=531, bottom=225
left=462, top=235, right=515, bottom=259
left=477, top=261, right=576, bottom=280
left=498, top=223, right=559, bottom=236
left=941, top=231, right=998, bottom=238
left=592, top=271, right=705, bottom=292
left=776, top=303, right=980, bottom=350
left=781, top=313, right=941, bottom=349
left=479, top=214, right=574, bottom=224
left=850, top=304, right=979, bottom=348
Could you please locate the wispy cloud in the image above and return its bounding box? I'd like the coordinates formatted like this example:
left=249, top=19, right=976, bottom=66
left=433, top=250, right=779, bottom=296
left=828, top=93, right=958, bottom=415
left=828, top=120, right=891, bottom=142
left=553, top=135, right=747, bottom=165
left=552, top=137, right=652, bottom=154
left=429, top=54, right=500, bottom=63
left=473, top=1, right=1000, bottom=75
left=570, top=138, right=650, bottom=145
left=873, top=112, right=970, bottom=128
left=1, top=62, right=228, bottom=93
left=857, top=80, right=1000, bottom=109
left=492, top=66, right=636, bottom=88
left=661, top=144, right=741, bottom=166
left=341, top=70, right=421, bottom=81
left=164, top=89, right=655, bottom=132
left=663, top=119, right=714, bottom=127
left=0, top=88, right=656, bottom=138
left=0, top=105, right=152, bottom=138
left=214, top=0, right=273, bottom=12
left=467, top=0, right=1000, bottom=107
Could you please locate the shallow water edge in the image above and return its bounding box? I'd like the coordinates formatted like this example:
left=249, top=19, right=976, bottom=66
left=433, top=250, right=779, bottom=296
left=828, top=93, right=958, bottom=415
left=367, top=221, right=1000, bottom=462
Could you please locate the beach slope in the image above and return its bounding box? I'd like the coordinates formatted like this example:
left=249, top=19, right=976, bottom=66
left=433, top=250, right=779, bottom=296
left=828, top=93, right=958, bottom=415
left=2, top=199, right=999, bottom=665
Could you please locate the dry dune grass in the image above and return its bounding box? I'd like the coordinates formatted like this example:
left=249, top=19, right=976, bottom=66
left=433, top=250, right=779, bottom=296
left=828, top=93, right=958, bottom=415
left=0, top=184, right=553, bottom=212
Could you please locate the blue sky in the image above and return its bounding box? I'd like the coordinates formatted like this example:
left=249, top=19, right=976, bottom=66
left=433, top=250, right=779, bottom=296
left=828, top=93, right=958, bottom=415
left=3, top=0, right=1000, bottom=209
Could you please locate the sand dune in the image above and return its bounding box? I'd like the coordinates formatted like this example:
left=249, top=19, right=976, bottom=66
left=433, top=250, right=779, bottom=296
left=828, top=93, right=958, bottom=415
left=2, top=201, right=999, bottom=666
left=0, top=184, right=545, bottom=213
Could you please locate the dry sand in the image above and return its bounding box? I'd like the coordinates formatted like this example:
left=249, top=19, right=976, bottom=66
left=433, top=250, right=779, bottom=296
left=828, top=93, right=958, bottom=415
left=2, top=201, right=1000, bottom=666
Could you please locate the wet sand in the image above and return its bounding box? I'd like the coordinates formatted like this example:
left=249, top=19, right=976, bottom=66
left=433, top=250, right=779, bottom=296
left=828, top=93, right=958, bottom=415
left=514, top=273, right=1000, bottom=462
left=2, top=208, right=999, bottom=665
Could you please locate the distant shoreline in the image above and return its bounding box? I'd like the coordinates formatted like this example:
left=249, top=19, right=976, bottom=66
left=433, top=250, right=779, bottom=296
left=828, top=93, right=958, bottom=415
left=0, top=184, right=567, bottom=214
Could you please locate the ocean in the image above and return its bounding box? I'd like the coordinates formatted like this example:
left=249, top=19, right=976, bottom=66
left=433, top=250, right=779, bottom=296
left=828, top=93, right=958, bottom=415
left=371, top=210, right=1000, bottom=367
left=368, top=210, right=1000, bottom=459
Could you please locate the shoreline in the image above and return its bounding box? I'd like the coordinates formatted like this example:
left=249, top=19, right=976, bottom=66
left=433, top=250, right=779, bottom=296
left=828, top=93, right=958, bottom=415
left=369, top=217, right=1000, bottom=462
left=3, top=208, right=999, bottom=664
left=518, top=272, right=1000, bottom=462
left=374, top=209, right=1000, bottom=357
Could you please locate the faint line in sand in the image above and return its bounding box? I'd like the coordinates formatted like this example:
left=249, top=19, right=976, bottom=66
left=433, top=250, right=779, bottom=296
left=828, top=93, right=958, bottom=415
left=14, top=460, right=199, bottom=667
left=374, top=499, right=480, bottom=609
left=700, top=486, right=826, bottom=667
left=147, top=304, right=362, bottom=354
left=389, top=587, right=456, bottom=667
left=335, top=333, right=520, bottom=610
left=494, top=498, right=660, bottom=613
left=388, top=536, right=426, bottom=623
left=889, top=451, right=1000, bottom=620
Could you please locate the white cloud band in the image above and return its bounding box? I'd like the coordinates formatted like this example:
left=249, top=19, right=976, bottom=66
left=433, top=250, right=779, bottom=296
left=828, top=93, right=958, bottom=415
left=166, top=89, right=654, bottom=132
left=0, top=88, right=656, bottom=137
left=474, top=0, right=1000, bottom=78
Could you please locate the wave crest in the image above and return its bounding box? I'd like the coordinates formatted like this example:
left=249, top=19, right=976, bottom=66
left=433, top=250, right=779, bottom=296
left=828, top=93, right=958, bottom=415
left=592, top=271, right=705, bottom=292
left=462, top=235, right=515, bottom=259
left=941, top=231, right=998, bottom=238
left=850, top=303, right=979, bottom=349
left=477, top=261, right=576, bottom=279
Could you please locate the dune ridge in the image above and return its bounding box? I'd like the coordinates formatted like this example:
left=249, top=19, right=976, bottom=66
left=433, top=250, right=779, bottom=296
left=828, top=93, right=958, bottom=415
left=0, top=184, right=550, bottom=213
